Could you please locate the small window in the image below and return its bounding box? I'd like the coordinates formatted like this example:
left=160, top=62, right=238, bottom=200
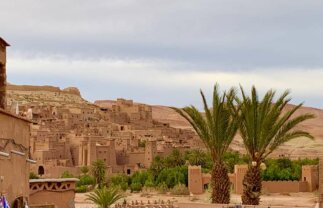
left=127, top=169, right=131, bottom=175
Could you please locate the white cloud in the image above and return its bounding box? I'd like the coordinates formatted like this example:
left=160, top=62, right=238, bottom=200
left=7, top=55, right=323, bottom=107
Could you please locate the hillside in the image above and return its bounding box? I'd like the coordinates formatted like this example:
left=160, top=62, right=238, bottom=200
left=7, top=84, right=95, bottom=109
left=151, top=104, right=323, bottom=158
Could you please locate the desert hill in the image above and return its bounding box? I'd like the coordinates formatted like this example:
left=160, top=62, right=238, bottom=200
left=150, top=104, right=323, bottom=158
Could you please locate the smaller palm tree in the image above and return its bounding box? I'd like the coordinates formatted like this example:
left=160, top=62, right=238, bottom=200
left=86, top=186, right=124, bottom=208
left=91, top=160, right=107, bottom=188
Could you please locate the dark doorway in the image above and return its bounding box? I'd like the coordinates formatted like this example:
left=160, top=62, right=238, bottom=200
left=38, top=166, right=45, bottom=176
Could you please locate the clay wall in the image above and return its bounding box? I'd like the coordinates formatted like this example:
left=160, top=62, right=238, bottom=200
left=302, top=165, right=319, bottom=191
left=188, top=166, right=203, bottom=194
left=0, top=43, right=6, bottom=64
left=0, top=111, right=31, bottom=205
left=29, top=179, right=77, bottom=208
left=319, top=158, right=323, bottom=207
left=262, top=181, right=308, bottom=193
left=128, top=152, right=145, bottom=165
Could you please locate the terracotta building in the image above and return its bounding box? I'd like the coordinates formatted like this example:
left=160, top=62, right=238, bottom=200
left=0, top=37, right=33, bottom=207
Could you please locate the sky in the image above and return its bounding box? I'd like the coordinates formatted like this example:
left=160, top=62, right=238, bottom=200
left=1, top=0, right=323, bottom=109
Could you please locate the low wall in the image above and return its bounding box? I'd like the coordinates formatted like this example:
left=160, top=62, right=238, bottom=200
left=262, top=181, right=308, bottom=193
left=29, top=179, right=78, bottom=208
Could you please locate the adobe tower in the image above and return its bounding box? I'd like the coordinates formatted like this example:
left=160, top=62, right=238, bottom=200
left=0, top=37, right=10, bottom=109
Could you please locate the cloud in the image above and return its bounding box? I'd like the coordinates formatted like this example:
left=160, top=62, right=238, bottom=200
left=7, top=55, right=323, bottom=108
left=2, top=0, right=323, bottom=70
left=2, top=0, right=323, bottom=108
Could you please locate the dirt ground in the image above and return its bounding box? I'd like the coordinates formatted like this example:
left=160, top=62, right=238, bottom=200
left=75, top=191, right=318, bottom=208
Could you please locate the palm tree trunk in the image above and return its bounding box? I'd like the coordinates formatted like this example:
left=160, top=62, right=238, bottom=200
left=211, top=161, right=230, bottom=204
left=241, top=164, right=262, bottom=205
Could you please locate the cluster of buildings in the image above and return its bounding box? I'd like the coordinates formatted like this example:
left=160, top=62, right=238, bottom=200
left=7, top=85, right=202, bottom=179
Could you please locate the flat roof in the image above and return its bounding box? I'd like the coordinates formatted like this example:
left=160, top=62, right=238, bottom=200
left=30, top=178, right=79, bottom=183
left=0, top=37, right=10, bottom=47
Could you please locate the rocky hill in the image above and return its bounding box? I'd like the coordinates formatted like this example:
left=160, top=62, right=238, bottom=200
left=7, top=84, right=94, bottom=108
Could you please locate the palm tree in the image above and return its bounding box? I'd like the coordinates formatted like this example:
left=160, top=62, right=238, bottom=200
left=188, top=149, right=207, bottom=167
left=174, top=85, right=240, bottom=204
left=237, top=86, right=314, bottom=205
left=91, top=160, right=107, bottom=188
left=86, top=186, right=124, bottom=208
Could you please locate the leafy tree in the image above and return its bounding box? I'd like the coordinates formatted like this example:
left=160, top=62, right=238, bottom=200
left=91, top=160, right=107, bottom=188
left=86, top=186, right=124, bottom=208
left=150, top=155, right=165, bottom=178
left=237, top=86, right=314, bottom=205
left=174, top=85, right=239, bottom=204
left=165, top=149, right=185, bottom=167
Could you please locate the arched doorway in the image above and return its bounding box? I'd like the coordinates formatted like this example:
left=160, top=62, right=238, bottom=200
left=38, top=165, right=45, bottom=176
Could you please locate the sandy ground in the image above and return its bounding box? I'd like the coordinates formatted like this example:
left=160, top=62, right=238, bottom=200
left=75, top=191, right=318, bottom=208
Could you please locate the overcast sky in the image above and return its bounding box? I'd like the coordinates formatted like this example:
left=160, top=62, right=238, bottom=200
left=2, top=0, right=323, bottom=108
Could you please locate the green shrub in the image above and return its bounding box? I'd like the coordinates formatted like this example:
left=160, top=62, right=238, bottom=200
left=29, top=172, right=40, bottom=179
left=80, top=166, right=90, bottom=175
left=157, top=182, right=168, bottom=194
left=262, top=157, right=319, bottom=181
left=156, top=166, right=187, bottom=188
left=130, top=182, right=142, bottom=192
left=75, top=185, right=87, bottom=193
left=120, top=182, right=129, bottom=191
left=170, top=184, right=189, bottom=195
left=77, top=175, right=95, bottom=186
left=144, top=178, right=154, bottom=188
left=61, top=171, right=75, bottom=178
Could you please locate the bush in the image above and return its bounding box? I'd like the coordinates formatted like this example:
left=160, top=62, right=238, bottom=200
left=262, top=157, right=319, bottom=181
left=29, top=172, right=39, bottom=179
left=157, top=182, right=168, bottom=194
left=170, top=184, right=189, bottom=195
left=156, top=166, right=187, bottom=188
left=77, top=175, right=95, bottom=186
left=61, top=171, right=75, bottom=178
left=75, top=185, right=87, bottom=193
left=144, top=178, right=154, bottom=188
left=130, top=182, right=142, bottom=192
left=131, top=171, right=151, bottom=186
left=120, top=182, right=129, bottom=191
